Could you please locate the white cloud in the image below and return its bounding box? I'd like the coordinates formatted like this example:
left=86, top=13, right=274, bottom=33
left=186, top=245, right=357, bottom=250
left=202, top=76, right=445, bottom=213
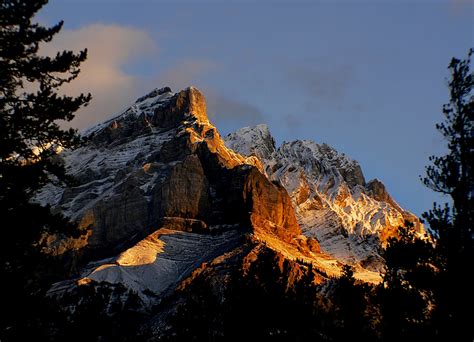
left=41, top=24, right=158, bottom=130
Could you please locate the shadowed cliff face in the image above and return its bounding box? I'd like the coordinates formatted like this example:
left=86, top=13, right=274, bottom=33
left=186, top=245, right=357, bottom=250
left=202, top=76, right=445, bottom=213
left=38, top=87, right=304, bottom=262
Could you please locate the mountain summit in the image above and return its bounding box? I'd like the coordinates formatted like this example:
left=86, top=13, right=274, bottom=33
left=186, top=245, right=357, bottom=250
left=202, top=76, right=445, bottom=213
left=225, top=125, right=421, bottom=271
left=37, top=86, right=421, bottom=335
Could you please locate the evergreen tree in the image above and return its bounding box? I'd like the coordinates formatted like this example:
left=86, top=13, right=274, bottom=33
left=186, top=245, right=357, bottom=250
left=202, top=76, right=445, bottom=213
left=55, top=283, right=146, bottom=342
left=378, top=48, right=473, bottom=341
left=422, top=48, right=474, bottom=341
left=331, top=265, right=374, bottom=341
left=377, top=224, right=436, bottom=341
left=0, top=0, right=90, bottom=339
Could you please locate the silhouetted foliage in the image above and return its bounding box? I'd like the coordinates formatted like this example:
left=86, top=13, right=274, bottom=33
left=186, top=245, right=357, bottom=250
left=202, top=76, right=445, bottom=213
left=52, top=282, right=146, bottom=342
left=421, top=48, right=474, bottom=341
left=158, top=247, right=376, bottom=342
left=330, top=265, right=375, bottom=341
left=377, top=223, right=436, bottom=341
left=0, top=0, right=90, bottom=339
left=377, top=48, right=474, bottom=341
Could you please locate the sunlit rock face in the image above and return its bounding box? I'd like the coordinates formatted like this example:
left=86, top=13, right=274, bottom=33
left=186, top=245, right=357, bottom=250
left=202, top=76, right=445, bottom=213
left=225, top=125, right=422, bottom=272
left=38, top=87, right=294, bottom=251
left=40, top=86, right=330, bottom=305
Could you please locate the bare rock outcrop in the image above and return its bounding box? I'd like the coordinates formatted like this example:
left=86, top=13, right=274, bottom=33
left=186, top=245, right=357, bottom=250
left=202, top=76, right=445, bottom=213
left=38, top=86, right=309, bottom=285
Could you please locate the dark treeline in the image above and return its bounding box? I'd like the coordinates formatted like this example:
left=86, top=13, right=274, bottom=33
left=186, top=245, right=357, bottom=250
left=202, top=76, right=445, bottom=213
left=0, top=0, right=90, bottom=340
left=156, top=248, right=378, bottom=342
left=0, top=1, right=472, bottom=341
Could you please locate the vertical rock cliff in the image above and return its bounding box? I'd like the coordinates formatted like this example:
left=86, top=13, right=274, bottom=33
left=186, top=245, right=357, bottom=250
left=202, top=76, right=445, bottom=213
left=40, top=87, right=330, bottom=305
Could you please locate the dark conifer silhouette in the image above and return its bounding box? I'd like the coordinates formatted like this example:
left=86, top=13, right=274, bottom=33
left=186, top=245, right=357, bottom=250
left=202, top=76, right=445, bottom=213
left=377, top=223, right=436, bottom=340
left=330, top=265, right=374, bottom=341
left=422, top=48, right=474, bottom=341
left=377, top=48, right=473, bottom=341
left=0, top=0, right=90, bottom=339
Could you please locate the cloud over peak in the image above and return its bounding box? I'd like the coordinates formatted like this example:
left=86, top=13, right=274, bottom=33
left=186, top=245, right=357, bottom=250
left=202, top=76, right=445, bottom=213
left=41, top=23, right=158, bottom=130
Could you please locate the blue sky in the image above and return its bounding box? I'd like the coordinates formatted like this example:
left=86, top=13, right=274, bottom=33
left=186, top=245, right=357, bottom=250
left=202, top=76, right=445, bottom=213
left=39, top=0, right=473, bottom=217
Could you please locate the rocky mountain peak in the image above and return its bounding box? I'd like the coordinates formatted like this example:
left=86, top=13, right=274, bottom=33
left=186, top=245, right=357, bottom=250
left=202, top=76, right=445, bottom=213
left=83, top=86, right=209, bottom=146
left=134, top=86, right=172, bottom=103
left=224, top=124, right=422, bottom=272
left=225, top=124, right=276, bottom=161
left=366, top=178, right=389, bottom=202
left=135, top=87, right=173, bottom=103
left=40, top=86, right=328, bottom=305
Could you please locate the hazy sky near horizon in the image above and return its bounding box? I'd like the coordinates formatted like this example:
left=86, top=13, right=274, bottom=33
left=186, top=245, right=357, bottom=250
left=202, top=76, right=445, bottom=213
left=39, top=0, right=473, bottom=217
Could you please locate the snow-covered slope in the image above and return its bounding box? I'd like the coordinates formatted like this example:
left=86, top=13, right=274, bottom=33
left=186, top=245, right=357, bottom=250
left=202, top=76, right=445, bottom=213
left=225, top=124, right=421, bottom=271
left=48, top=229, right=243, bottom=306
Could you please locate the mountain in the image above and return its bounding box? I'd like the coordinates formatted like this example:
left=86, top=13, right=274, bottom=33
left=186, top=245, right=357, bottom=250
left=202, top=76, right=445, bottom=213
left=225, top=125, right=422, bottom=272
left=36, top=86, right=421, bottom=338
